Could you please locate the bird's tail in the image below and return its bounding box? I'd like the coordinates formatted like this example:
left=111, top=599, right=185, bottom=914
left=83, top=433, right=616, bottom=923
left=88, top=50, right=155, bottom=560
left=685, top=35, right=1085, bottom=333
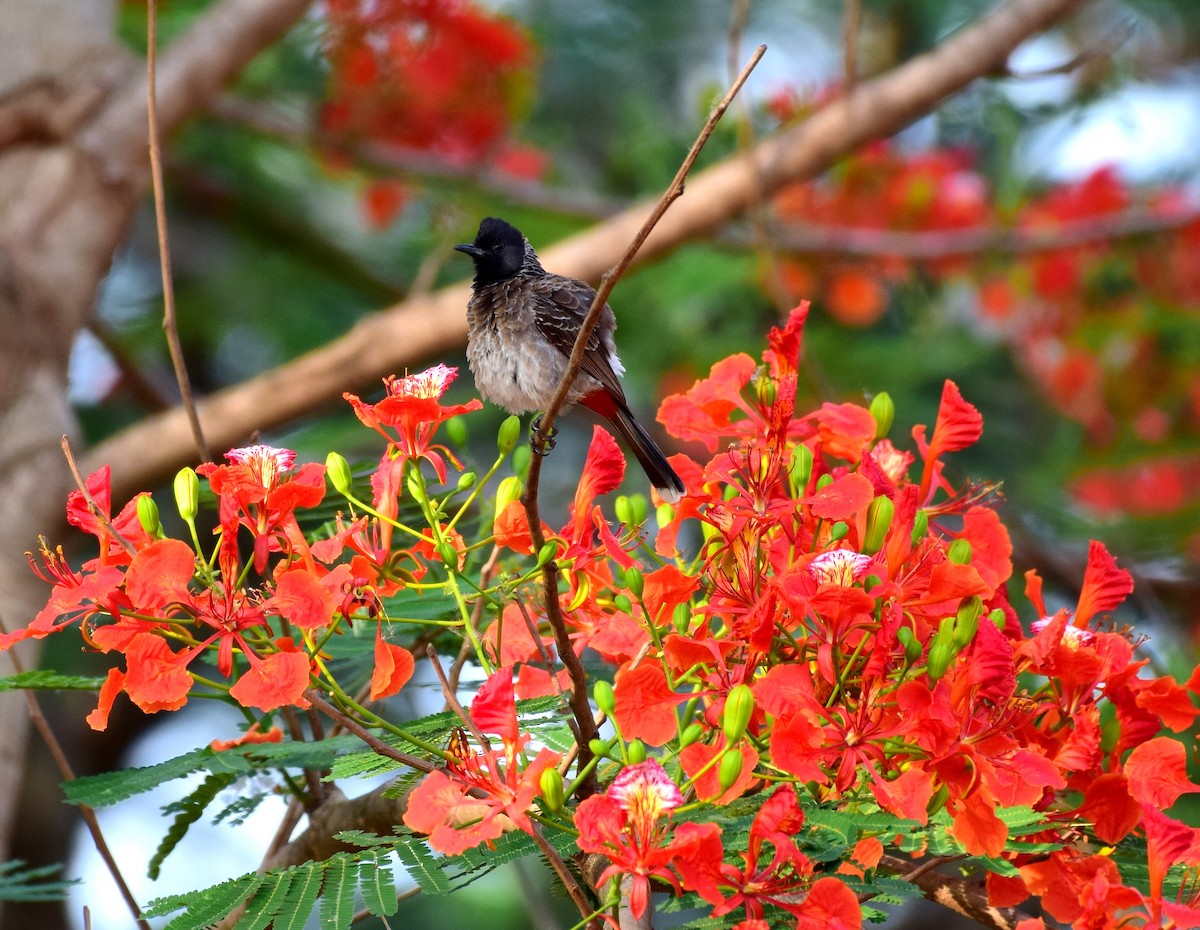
left=604, top=403, right=686, bottom=505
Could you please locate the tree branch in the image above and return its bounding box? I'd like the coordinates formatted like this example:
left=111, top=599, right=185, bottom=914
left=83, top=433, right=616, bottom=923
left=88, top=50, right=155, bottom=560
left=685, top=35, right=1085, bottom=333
left=86, top=0, right=1094, bottom=501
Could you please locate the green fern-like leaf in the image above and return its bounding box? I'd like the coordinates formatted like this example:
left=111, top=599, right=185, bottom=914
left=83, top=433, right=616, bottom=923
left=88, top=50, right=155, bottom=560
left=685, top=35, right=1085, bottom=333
left=395, top=836, right=453, bottom=895
left=236, top=869, right=297, bottom=930
left=318, top=856, right=356, bottom=930
left=0, top=670, right=109, bottom=693
left=149, top=771, right=237, bottom=879
left=0, top=860, right=77, bottom=902
left=270, top=863, right=323, bottom=930
left=158, top=873, right=265, bottom=930
left=358, top=852, right=398, bottom=917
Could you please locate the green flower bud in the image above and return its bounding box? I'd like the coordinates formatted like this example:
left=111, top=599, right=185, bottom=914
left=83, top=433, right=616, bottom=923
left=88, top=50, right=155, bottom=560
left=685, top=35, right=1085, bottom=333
left=718, top=749, right=744, bottom=792
left=755, top=373, right=777, bottom=407
left=627, top=494, right=648, bottom=526
left=926, top=618, right=957, bottom=682
left=588, top=738, right=609, bottom=758
left=863, top=573, right=882, bottom=592
left=953, top=595, right=983, bottom=649
left=173, top=466, right=200, bottom=523
left=869, top=392, right=894, bottom=440
left=673, top=602, right=691, bottom=634
left=624, top=567, right=644, bottom=599
left=456, top=471, right=477, bottom=491
left=436, top=541, right=459, bottom=569
left=405, top=467, right=425, bottom=501
left=679, top=722, right=705, bottom=747
left=896, top=626, right=922, bottom=664
left=136, top=495, right=161, bottom=537
left=539, top=767, right=565, bottom=813
left=721, top=685, right=755, bottom=745
left=988, top=608, right=1007, bottom=632
left=593, top=680, right=616, bottom=717
left=910, top=509, right=929, bottom=546
left=815, top=473, right=835, bottom=492
left=947, top=538, right=972, bottom=565
left=512, top=444, right=531, bottom=479
left=613, top=593, right=633, bottom=614
left=829, top=521, right=850, bottom=541
left=789, top=444, right=814, bottom=494
left=497, top=415, right=522, bottom=455
left=494, top=476, right=524, bottom=515
left=626, top=739, right=646, bottom=764
left=656, top=503, right=674, bottom=529
left=862, top=495, right=894, bottom=555
left=445, top=416, right=468, bottom=448
left=614, top=495, right=632, bottom=525
left=536, top=542, right=557, bottom=567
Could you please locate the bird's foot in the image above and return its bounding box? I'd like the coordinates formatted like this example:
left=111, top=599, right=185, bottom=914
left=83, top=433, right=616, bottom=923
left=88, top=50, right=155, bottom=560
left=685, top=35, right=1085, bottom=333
left=530, top=415, right=558, bottom=455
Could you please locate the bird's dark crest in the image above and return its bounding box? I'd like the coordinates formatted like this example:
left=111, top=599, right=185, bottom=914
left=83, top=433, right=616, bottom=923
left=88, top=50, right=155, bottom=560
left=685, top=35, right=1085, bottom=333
left=454, top=216, right=534, bottom=285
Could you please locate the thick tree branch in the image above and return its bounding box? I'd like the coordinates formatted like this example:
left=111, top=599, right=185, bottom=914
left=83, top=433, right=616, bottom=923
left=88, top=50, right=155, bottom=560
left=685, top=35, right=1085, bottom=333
left=87, top=0, right=1092, bottom=501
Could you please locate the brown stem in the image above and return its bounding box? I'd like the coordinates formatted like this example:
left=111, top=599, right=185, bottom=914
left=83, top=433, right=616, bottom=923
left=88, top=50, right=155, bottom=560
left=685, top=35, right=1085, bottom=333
left=519, top=43, right=767, bottom=799
left=877, top=854, right=1036, bottom=930
left=147, top=0, right=210, bottom=463
left=0, top=617, right=150, bottom=930
left=304, top=689, right=435, bottom=774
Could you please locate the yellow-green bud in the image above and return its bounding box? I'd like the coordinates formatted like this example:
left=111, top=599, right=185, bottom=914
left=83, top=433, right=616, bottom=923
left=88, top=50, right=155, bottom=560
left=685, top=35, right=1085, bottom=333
left=588, top=738, right=609, bottom=758
left=896, top=626, right=922, bottom=664
left=625, top=494, right=648, bottom=526
left=614, top=495, right=632, bottom=525
left=755, top=373, right=777, bottom=407
left=815, top=473, right=835, bottom=492
left=456, top=471, right=477, bottom=491
left=869, top=392, right=894, bottom=440
left=174, top=466, right=200, bottom=522
left=910, top=509, right=929, bottom=546
left=497, top=415, right=522, bottom=455
left=829, top=521, right=850, bottom=541
left=673, top=602, right=691, bottom=634
left=862, top=495, right=894, bottom=555
left=789, top=444, right=814, bottom=494
left=593, top=680, right=616, bottom=717
left=721, top=685, right=755, bottom=745
left=679, top=722, right=705, bottom=747
left=947, top=538, right=972, bottom=565
left=494, top=476, right=523, bottom=515
left=926, top=618, right=956, bottom=681
left=512, top=444, right=531, bottom=479
left=405, top=467, right=425, bottom=501
left=718, top=749, right=744, bottom=791
left=536, top=542, right=557, bottom=567
left=626, top=739, right=646, bottom=764
left=988, top=608, right=1007, bottom=632
left=624, top=567, right=644, bottom=599
left=324, top=453, right=350, bottom=499
left=656, top=503, right=674, bottom=529
left=953, top=595, right=983, bottom=649
left=445, top=416, right=468, bottom=447
left=863, top=573, right=882, bottom=592
left=437, top=541, right=459, bottom=569
left=539, top=767, right=564, bottom=812
left=136, top=495, right=160, bottom=537
left=613, top=593, right=633, bottom=614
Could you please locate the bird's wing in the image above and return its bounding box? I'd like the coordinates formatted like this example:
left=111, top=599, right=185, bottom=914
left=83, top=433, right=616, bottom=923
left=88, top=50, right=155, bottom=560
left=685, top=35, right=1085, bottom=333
left=533, top=276, right=627, bottom=402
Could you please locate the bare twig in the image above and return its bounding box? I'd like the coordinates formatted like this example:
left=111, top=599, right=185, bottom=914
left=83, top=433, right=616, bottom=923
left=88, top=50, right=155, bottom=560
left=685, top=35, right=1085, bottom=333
left=147, top=0, right=211, bottom=463
left=843, top=0, right=863, bottom=92
left=878, top=854, right=1035, bottom=930
left=305, top=689, right=436, bottom=774
left=424, top=644, right=490, bottom=750
left=0, top=616, right=149, bottom=930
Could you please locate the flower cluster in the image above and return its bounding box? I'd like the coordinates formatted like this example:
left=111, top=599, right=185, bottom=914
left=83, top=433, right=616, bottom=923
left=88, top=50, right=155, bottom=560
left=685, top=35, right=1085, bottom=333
left=10, top=305, right=1199, bottom=930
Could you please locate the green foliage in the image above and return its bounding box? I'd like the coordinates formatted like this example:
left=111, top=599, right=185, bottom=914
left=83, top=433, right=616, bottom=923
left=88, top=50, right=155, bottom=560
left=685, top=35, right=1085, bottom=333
left=0, top=670, right=109, bottom=693
left=144, top=849, right=401, bottom=930
left=150, top=771, right=238, bottom=880
left=0, top=860, right=77, bottom=903
left=63, top=735, right=361, bottom=808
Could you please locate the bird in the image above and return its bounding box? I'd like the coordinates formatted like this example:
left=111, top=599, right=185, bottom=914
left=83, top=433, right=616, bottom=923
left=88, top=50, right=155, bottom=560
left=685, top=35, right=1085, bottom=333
left=454, top=217, right=685, bottom=504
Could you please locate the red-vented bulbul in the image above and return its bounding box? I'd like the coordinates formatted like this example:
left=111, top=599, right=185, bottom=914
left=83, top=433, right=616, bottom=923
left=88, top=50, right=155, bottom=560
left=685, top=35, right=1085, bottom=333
left=455, top=217, right=685, bottom=503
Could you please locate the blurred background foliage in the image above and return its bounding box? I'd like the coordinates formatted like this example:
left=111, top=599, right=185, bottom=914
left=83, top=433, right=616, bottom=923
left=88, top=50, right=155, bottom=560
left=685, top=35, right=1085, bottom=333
left=37, top=0, right=1200, bottom=923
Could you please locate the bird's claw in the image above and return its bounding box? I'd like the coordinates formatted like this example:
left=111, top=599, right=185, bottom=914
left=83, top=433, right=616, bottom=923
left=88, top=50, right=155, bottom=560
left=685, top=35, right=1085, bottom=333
left=530, top=415, right=558, bottom=455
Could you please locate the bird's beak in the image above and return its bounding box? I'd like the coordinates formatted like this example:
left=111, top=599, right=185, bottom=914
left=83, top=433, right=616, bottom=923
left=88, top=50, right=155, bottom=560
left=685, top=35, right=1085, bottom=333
left=454, top=243, right=484, bottom=258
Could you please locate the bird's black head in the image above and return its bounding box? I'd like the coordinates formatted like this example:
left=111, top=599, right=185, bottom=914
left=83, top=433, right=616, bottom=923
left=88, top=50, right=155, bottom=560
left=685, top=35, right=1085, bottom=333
left=454, top=217, right=537, bottom=285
